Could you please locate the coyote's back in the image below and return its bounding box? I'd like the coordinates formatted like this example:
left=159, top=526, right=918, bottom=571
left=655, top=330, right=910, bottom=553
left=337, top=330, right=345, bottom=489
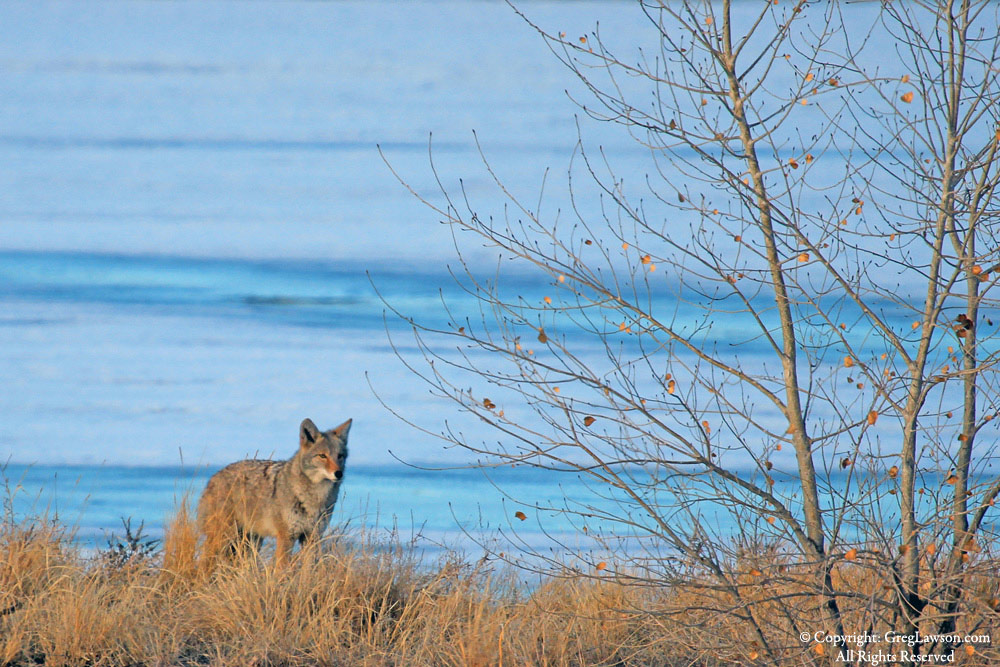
left=197, top=417, right=351, bottom=564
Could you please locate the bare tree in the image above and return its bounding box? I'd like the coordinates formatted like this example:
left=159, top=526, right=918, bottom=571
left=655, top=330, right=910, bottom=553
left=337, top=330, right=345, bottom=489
left=382, top=1, right=1000, bottom=663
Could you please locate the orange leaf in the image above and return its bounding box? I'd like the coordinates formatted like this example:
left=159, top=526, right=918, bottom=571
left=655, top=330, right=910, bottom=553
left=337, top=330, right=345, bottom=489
left=926, top=542, right=936, bottom=555
left=901, top=91, right=914, bottom=103
left=813, top=643, right=825, bottom=656
left=704, top=15, right=713, bottom=25
left=972, top=265, right=983, bottom=275
left=557, top=274, right=565, bottom=283
left=965, top=644, right=975, bottom=656
left=788, top=157, right=799, bottom=169
left=766, top=516, right=776, bottom=525
left=901, top=74, right=910, bottom=83
left=889, top=465, right=899, bottom=479
left=805, top=72, right=814, bottom=82
left=946, top=474, right=959, bottom=485
left=798, top=252, right=809, bottom=263
left=543, top=296, right=552, bottom=304
left=514, top=511, right=527, bottom=521
left=537, top=328, right=548, bottom=343
left=583, top=416, right=596, bottom=427
left=622, top=242, right=629, bottom=251
left=844, top=356, right=855, bottom=368
left=595, top=561, right=607, bottom=571
left=867, top=410, right=878, bottom=425
left=750, top=568, right=763, bottom=577
left=667, top=379, right=676, bottom=394
left=641, top=254, right=652, bottom=265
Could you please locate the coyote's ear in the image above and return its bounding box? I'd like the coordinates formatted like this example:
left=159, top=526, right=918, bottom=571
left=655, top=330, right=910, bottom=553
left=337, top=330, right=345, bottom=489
left=330, top=418, right=352, bottom=439
left=300, top=418, right=320, bottom=448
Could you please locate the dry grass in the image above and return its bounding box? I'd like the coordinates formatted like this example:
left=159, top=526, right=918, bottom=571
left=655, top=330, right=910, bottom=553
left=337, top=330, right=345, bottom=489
left=2, top=505, right=999, bottom=666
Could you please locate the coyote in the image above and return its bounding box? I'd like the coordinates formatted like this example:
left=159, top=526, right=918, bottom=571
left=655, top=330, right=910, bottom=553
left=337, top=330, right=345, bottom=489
left=197, top=417, right=351, bottom=564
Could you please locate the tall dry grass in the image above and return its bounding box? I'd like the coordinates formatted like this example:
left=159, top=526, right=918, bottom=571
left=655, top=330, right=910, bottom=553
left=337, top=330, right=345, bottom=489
left=2, top=502, right=999, bottom=666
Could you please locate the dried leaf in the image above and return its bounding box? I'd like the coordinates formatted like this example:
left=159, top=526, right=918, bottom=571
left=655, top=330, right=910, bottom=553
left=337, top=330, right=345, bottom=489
left=537, top=329, right=548, bottom=344
left=514, top=511, right=527, bottom=521
left=788, top=157, right=799, bottom=169
left=901, top=91, right=914, bottom=103
left=889, top=465, right=899, bottom=479
left=844, top=356, right=855, bottom=368
left=867, top=410, right=878, bottom=425
left=543, top=296, right=552, bottom=304
left=901, top=74, right=910, bottom=83
left=926, top=542, right=936, bottom=555
left=946, top=474, right=959, bottom=485
left=583, top=416, right=596, bottom=427
left=844, top=548, right=858, bottom=561
left=766, top=516, right=776, bottom=525
left=798, top=252, right=809, bottom=263
left=805, top=72, right=814, bottom=82
left=595, top=561, right=607, bottom=571
left=667, top=379, right=676, bottom=394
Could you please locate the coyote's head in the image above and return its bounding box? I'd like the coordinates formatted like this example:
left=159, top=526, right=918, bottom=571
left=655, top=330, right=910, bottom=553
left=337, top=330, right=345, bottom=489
left=298, top=418, right=351, bottom=483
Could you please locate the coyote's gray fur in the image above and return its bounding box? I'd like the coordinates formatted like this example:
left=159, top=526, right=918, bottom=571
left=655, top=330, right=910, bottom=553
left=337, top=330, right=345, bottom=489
left=197, top=417, right=351, bottom=564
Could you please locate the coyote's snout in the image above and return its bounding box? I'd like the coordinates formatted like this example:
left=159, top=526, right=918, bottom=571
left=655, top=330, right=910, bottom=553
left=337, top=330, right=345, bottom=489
left=197, top=417, right=351, bottom=565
